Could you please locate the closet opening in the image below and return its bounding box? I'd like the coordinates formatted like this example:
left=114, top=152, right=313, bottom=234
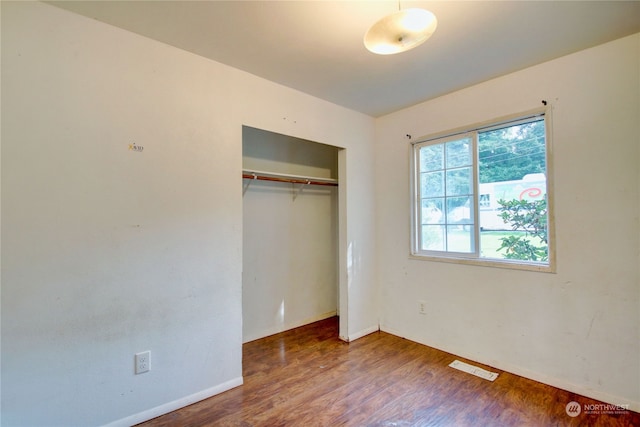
left=241, top=126, right=343, bottom=343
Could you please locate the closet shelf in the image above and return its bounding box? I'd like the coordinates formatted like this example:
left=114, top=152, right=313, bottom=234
left=242, top=169, right=338, bottom=187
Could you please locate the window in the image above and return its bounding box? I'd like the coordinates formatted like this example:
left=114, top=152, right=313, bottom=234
left=411, top=110, right=553, bottom=271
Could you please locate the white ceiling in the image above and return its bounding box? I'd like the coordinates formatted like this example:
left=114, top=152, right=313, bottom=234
left=48, top=1, right=640, bottom=117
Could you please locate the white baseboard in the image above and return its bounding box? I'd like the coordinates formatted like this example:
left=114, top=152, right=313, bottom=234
left=347, top=324, right=380, bottom=342
left=102, top=377, right=244, bottom=427
left=488, top=361, right=640, bottom=413
left=243, top=310, right=337, bottom=343
left=380, top=325, right=640, bottom=413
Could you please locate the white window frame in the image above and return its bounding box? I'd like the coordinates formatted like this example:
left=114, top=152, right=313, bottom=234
left=410, top=108, right=555, bottom=272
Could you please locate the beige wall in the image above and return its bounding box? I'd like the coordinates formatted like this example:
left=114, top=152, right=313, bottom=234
left=375, top=34, right=640, bottom=410
left=1, top=2, right=376, bottom=426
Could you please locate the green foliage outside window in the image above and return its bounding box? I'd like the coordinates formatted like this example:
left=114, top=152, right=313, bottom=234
left=479, top=121, right=546, bottom=184
left=496, top=198, right=548, bottom=262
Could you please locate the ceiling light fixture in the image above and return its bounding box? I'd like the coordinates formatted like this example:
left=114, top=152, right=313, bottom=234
left=364, top=4, right=437, bottom=55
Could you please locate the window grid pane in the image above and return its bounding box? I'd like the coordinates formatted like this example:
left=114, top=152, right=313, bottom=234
left=421, top=171, right=444, bottom=198
left=445, top=167, right=472, bottom=196
left=418, top=137, right=475, bottom=254
left=420, top=144, right=444, bottom=172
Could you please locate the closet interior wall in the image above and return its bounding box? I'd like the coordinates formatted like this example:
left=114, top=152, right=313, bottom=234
left=242, top=126, right=340, bottom=343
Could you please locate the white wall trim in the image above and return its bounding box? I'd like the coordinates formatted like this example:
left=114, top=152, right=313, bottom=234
left=348, top=324, right=380, bottom=342
left=243, top=311, right=337, bottom=344
left=102, top=377, right=244, bottom=427
left=380, top=325, right=640, bottom=413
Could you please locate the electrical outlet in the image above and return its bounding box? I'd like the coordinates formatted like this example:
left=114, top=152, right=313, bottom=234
left=135, top=351, right=150, bottom=374
left=418, top=300, right=427, bottom=315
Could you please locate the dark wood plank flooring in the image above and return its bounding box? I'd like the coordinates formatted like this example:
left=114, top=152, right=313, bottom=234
left=138, top=317, right=639, bottom=426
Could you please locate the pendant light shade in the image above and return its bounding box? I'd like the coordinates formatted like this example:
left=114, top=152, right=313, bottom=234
left=364, top=8, right=437, bottom=55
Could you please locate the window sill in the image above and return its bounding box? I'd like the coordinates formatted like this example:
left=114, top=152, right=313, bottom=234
left=409, top=252, right=556, bottom=273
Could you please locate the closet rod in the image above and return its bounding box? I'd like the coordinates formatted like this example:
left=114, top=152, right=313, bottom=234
left=242, top=170, right=338, bottom=187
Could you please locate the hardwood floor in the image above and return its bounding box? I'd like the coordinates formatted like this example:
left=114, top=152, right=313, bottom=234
left=138, top=317, right=639, bottom=426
